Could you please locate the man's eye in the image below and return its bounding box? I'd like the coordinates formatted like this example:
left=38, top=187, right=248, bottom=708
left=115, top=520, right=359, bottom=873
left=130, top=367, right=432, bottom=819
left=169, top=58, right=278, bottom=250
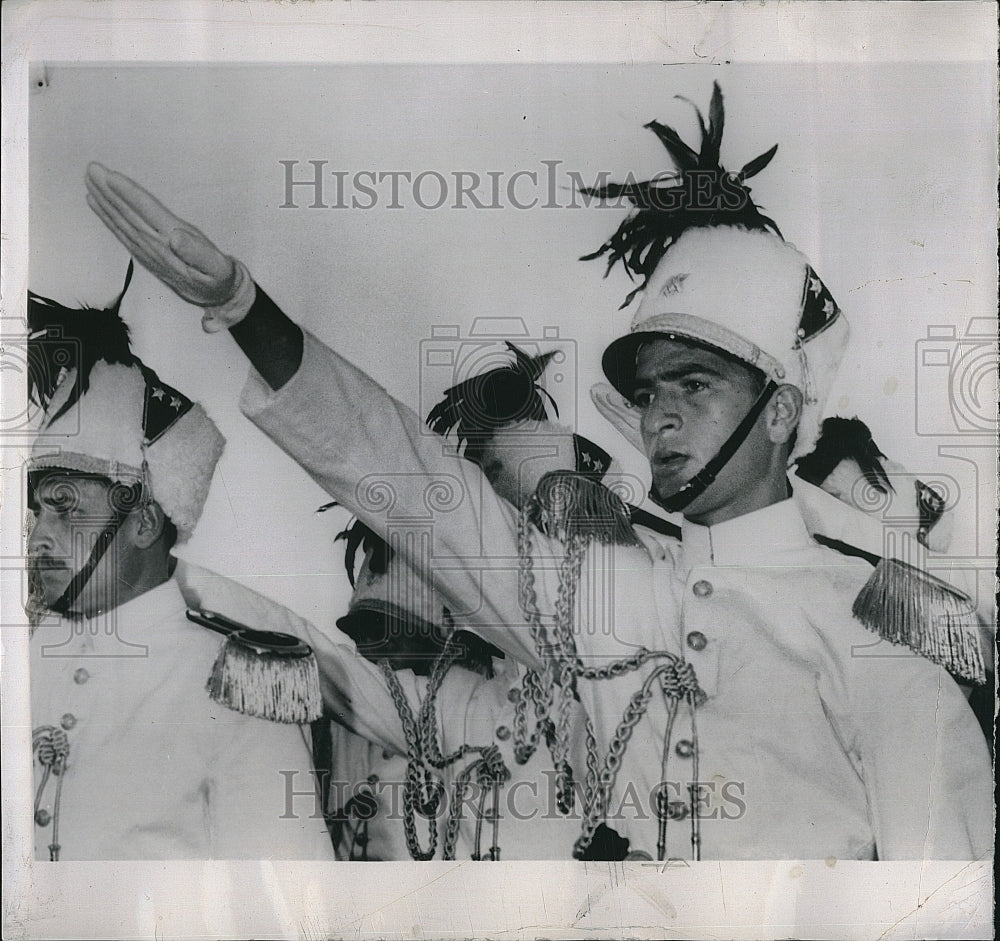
left=683, top=379, right=708, bottom=393
left=632, top=391, right=653, bottom=408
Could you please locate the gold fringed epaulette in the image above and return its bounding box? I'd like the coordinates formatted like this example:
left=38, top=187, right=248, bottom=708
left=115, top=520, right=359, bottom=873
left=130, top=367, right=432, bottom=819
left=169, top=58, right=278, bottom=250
left=812, top=535, right=987, bottom=685
left=528, top=470, right=641, bottom=547
left=188, top=608, right=323, bottom=723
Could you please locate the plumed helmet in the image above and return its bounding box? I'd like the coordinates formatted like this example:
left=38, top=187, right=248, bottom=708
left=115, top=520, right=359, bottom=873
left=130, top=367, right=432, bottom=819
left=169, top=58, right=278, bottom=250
left=28, top=264, right=224, bottom=541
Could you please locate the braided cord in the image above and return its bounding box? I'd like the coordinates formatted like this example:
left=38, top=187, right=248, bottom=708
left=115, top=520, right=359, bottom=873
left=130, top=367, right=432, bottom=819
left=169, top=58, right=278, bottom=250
left=514, top=504, right=711, bottom=859
left=33, top=725, right=70, bottom=861
left=380, top=627, right=511, bottom=861
left=379, top=661, right=442, bottom=860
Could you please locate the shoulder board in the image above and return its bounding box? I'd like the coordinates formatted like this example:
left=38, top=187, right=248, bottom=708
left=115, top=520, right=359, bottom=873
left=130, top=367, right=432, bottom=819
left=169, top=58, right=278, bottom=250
left=628, top=505, right=682, bottom=541
left=810, top=535, right=986, bottom=685
left=529, top=471, right=640, bottom=546
left=187, top=608, right=322, bottom=723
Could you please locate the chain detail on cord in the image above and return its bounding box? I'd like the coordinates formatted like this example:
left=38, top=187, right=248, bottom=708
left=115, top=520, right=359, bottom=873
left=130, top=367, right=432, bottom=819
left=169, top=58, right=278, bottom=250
left=514, top=502, right=707, bottom=860
left=33, top=725, right=70, bottom=861
left=379, top=619, right=510, bottom=861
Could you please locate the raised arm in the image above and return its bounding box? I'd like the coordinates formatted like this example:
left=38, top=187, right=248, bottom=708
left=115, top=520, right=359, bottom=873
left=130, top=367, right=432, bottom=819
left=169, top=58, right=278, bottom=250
left=85, top=165, right=550, bottom=670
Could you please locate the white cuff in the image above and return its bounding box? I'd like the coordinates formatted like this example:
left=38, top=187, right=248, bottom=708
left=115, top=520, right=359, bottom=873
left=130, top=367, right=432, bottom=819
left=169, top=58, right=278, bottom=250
left=200, top=260, right=256, bottom=333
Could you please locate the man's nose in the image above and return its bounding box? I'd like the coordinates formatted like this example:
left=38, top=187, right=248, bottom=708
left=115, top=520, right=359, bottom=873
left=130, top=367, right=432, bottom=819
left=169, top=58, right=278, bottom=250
left=641, top=398, right=683, bottom=439
left=27, top=512, right=54, bottom=553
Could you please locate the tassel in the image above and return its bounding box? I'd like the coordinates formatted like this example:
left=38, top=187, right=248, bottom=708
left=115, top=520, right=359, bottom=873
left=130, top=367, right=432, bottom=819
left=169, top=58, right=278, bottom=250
left=852, top=558, right=986, bottom=686
left=528, top=471, right=640, bottom=547
left=189, top=609, right=323, bottom=723
left=207, top=636, right=322, bottom=723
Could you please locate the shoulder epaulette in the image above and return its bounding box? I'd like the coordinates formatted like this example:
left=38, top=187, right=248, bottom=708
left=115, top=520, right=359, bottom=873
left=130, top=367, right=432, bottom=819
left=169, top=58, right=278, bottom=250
left=528, top=471, right=640, bottom=546
left=187, top=608, right=323, bottom=723
left=812, top=535, right=986, bottom=685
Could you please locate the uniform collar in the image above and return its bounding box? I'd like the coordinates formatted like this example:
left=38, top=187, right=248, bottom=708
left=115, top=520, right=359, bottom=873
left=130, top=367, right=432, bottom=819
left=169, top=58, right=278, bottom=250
left=77, top=576, right=187, bottom=643
left=680, top=492, right=812, bottom=570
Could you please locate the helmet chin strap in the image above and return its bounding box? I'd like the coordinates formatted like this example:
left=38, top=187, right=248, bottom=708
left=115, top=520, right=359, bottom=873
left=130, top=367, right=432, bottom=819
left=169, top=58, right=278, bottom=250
left=48, top=510, right=129, bottom=618
left=650, top=380, right=779, bottom=514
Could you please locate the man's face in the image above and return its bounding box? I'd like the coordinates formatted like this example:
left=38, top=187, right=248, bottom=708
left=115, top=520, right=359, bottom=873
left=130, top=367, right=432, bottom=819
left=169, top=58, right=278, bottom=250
left=27, top=472, right=133, bottom=614
left=633, top=338, right=782, bottom=526
left=477, top=422, right=576, bottom=508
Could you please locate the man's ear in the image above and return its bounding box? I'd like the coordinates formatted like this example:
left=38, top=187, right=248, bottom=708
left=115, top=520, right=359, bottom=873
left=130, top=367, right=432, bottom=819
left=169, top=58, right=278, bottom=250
left=130, top=500, right=167, bottom=549
left=767, top=384, right=803, bottom=445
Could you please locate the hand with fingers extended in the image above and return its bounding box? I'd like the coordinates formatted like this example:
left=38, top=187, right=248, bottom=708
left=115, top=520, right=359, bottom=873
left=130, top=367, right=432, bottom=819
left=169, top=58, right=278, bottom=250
left=85, top=163, right=239, bottom=308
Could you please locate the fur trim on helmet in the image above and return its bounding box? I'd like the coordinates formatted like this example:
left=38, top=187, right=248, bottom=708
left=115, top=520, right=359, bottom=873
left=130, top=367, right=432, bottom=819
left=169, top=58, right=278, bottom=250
left=144, top=402, right=225, bottom=542
left=28, top=354, right=224, bottom=542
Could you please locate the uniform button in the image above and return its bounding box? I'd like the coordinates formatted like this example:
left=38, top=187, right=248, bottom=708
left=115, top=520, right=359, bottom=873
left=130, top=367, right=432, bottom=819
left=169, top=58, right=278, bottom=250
left=692, top=580, right=713, bottom=598
left=381, top=749, right=393, bottom=761
left=34, top=809, right=51, bottom=827
left=60, top=713, right=77, bottom=731
left=686, top=631, right=707, bottom=652
left=495, top=725, right=511, bottom=741
left=507, top=687, right=520, bottom=703
left=674, top=739, right=695, bottom=758
left=367, top=773, right=380, bottom=786
left=73, top=668, right=90, bottom=685
left=666, top=800, right=689, bottom=820
left=625, top=850, right=652, bottom=861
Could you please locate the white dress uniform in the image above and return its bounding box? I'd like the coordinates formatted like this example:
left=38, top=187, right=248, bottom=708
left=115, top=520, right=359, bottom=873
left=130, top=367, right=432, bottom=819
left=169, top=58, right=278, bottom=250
left=177, top=559, right=582, bottom=860
left=30, top=576, right=336, bottom=861
left=239, top=329, right=993, bottom=861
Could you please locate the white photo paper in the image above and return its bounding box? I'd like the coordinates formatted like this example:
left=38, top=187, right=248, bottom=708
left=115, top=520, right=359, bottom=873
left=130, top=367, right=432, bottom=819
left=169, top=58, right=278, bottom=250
left=2, top=2, right=995, bottom=938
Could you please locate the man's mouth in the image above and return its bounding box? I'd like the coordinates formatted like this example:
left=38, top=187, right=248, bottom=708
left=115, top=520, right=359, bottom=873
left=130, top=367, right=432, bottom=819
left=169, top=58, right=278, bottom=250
left=652, top=451, right=689, bottom=473
left=29, top=557, right=69, bottom=574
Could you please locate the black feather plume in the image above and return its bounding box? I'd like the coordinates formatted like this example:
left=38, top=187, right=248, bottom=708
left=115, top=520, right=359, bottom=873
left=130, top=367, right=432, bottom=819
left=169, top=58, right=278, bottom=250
left=28, top=261, right=136, bottom=422
left=579, top=83, right=781, bottom=308
left=795, top=417, right=895, bottom=494
left=425, top=341, right=559, bottom=464
left=318, top=500, right=394, bottom=588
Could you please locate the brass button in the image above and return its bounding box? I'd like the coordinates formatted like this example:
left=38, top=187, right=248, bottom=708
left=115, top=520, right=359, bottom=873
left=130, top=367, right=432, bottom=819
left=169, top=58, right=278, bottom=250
left=666, top=800, right=689, bottom=820
left=674, top=739, right=695, bottom=758
left=692, top=580, right=713, bottom=598
left=73, top=668, right=90, bottom=685
left=34, top=809, right=51, bottom=827
left=495, top=725, right=511, bottom=741
left=686, top=631, right=707, bottom=652
left=60, top=713, right=77, bottom=731
left=381, top=749, right=393, bottom=762
left=625, top=850, right=652, bottom=861
left=507, top=687, right=520, bottom=703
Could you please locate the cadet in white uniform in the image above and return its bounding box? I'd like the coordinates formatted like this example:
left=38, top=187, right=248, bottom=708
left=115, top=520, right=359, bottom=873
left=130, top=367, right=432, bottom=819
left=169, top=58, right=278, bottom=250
left=82, top=82, right=992, bottom=861
left=26, top=277, right=335, bottom=861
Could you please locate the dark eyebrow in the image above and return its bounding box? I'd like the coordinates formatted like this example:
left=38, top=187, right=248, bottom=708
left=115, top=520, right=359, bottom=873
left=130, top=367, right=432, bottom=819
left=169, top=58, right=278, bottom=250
left=633, top=361, right=728, bottom=390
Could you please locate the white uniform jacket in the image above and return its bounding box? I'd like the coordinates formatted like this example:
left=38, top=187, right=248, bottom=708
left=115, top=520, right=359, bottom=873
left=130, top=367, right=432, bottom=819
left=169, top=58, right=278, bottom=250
left=178, top=561, right=582, bottom=860
left=30, top=577, right=336, bottom=860
left=239, top=326, right=993, bottom=861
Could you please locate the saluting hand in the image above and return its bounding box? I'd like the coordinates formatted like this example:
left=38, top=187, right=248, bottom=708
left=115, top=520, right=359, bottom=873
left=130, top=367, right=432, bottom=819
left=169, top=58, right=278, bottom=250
left=590, top=382, right=645, bottom=456
left=85, top=163, right=238, bottom=308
